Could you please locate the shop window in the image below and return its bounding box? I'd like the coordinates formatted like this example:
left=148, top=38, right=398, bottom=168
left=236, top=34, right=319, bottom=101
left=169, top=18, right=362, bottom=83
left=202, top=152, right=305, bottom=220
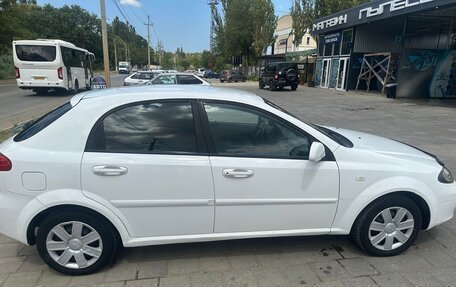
left=341, top=29, right=353, bottom=55
left=324, top=43, right=332, bottom=57
left=333, top=42, right=341, bottom=56
left=318, top=36, right=324, bottom=56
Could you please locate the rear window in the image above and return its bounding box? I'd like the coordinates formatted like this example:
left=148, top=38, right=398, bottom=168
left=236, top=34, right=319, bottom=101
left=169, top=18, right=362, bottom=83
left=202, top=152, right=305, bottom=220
left=278, top=63, right=297, bottom=71
left=14, top=102, right=72, bottom=142
left=15, top=45, right=56, bottom=62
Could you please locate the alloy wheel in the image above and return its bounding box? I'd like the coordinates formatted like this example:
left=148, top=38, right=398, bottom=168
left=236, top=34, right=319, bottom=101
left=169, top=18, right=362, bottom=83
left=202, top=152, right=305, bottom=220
left=45, top=221, right=103, bottom=269
left=368, top=207, right=414, bottom=251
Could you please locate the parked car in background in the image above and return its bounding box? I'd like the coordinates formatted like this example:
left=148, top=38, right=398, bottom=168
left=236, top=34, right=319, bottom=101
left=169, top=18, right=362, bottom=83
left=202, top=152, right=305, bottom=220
left=219, top=70, right=246, bottom=83
left=259, top=62, right=299, bottom=91
left=123, top=71, right=162, bottom=86
left=196, top=68, right=208, bottom=77
left=1, top=85, right=454, bottom=275
left=118, top=61, right=131, bottom=74
left=147, top=73, right=210, bottom=85
left=203, top=70, right=219, bottom=79
left=131, top=66, right=138, bottom=73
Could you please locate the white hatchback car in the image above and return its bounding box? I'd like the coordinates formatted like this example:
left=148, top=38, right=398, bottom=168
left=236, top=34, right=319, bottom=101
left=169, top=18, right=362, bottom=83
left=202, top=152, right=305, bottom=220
left=123, top=70, right=162, bottom=86
left=147, top=73, right=210, bottom=86
left=0, top=85, right=455, bottom=275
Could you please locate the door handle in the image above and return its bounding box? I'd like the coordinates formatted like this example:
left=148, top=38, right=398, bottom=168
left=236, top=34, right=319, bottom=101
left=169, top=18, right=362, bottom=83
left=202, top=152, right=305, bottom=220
left=222, top=169, right=254, bottom=178
left=92, top=166, right=128, bottom=176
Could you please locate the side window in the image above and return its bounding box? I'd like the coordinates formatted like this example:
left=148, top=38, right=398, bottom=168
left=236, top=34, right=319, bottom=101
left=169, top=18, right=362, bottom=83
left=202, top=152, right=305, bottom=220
left=177, top=75, right=203, bottom=84
left=203, top=103, right=311, bottom=158
left=153, top=75, right=177, bottom=84
left=131, top=72, right=140, bottom=79
left=88, top=101, right=198, bottom=153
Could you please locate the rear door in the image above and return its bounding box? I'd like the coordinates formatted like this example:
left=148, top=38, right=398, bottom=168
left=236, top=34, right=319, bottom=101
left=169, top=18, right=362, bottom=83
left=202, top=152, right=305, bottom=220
left=81, top=100, right=214, bottom=238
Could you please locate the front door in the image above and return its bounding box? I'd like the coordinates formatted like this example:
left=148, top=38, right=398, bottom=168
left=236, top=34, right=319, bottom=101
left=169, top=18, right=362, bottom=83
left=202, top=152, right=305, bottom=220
left=200, top=101, right=339, bottom=233
left=336, top=58, right=349, bottom=91
left=81, top=100, right=214, bottom=238
left=320, top=59, right=331, bottom=88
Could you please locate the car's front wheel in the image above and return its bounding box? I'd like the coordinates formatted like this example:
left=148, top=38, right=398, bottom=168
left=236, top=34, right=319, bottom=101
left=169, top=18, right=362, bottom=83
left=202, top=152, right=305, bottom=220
left=36, top=211, right=118, bottom=275
left=259, top=79, right=265, bottom=89
left=351, top=195, right=421, bottom=256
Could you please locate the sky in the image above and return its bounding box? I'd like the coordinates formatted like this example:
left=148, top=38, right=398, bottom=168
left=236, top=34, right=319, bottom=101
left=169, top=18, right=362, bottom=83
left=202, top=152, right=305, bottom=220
left=35, top=0, right=292, bottom=53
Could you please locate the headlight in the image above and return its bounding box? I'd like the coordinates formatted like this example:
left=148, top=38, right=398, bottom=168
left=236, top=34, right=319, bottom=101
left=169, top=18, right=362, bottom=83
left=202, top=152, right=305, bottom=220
left=438, top=166, right=454, bottom=184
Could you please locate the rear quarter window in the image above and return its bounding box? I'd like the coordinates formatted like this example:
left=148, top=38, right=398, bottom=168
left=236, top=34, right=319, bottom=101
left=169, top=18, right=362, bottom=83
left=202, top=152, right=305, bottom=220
left=14, top=102, right=72, bottom=142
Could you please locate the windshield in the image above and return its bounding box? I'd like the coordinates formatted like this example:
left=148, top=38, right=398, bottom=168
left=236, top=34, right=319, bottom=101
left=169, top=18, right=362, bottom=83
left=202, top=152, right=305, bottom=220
left=15, top=45, right=56, bottom=62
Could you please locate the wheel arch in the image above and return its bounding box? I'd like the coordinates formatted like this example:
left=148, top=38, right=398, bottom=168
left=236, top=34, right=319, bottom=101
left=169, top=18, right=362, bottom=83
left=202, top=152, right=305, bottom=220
left=349, top=191, right=431, bottom=233
left=26, top=204, right=126, bottom=246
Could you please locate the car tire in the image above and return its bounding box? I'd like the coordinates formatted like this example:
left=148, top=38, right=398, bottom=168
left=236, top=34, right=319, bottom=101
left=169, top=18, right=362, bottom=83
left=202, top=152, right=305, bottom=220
left=269, top=80, right=276, bottom=91
left=351, top=195, right=421, bottom=257
left=291, top=85, right=297, bottom=91
left=242, top=78, right=246, bottom=82
left=220, top=79, right=225, bottom=83
left=259, top=79, right=265, bottom=89
left=36, top=210, right=118, bottom=275
left=228, top=78, right=233, bottom=83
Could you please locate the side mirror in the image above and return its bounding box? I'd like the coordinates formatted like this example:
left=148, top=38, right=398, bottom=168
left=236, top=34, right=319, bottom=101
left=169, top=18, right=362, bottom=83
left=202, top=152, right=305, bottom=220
left=309, top=142, right=326, bottom=162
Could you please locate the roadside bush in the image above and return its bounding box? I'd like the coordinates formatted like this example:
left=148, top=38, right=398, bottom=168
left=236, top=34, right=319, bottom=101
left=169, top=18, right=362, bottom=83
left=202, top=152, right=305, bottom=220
left=248, top=75, right=259, bottom=81
left=0, top=52, right=14, bottom=79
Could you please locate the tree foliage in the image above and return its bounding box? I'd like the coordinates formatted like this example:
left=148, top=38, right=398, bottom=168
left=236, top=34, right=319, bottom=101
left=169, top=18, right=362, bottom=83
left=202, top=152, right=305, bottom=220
left=212, top=0, right=277, bottom=64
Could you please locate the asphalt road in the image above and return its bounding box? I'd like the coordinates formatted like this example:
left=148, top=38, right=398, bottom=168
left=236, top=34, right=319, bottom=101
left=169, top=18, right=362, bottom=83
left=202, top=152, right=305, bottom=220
left=0, top=73, right=127, bottom=130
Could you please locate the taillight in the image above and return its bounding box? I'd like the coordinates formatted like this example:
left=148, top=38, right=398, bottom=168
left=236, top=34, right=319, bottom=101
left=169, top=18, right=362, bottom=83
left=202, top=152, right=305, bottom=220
left=15, top=67, right=20, bottom=79
left=57, top=67, right=63, bottom=80
left=0, top=153, right=12, bottom=171
left=274, top=74, right=278, bottom=80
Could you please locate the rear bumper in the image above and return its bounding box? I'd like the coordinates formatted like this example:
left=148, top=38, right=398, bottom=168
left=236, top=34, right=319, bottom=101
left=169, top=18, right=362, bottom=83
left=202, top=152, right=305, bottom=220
left=16, top=79, right=66, bottom=90
left=0, top=190, right=44, bottom=244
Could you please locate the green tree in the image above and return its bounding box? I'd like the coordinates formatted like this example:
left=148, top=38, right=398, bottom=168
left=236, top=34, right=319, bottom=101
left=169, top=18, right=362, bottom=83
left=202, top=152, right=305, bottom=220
left=290, top=0, right=314, bottom=47
left=211, top=0, right=277, bottom=67
left=250, top=0, right=277, bottom=58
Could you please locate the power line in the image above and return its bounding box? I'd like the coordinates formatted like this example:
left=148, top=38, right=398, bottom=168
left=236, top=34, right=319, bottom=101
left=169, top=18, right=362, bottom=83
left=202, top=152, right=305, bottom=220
left=111, top=0, right=132, bottom=24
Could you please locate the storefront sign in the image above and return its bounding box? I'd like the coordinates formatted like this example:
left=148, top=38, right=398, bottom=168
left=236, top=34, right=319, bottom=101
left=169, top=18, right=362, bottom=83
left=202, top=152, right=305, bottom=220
left=312, top=0, right=447, bottom=34
left=313, top=15, right=347, bottom=32
left=324, top=32, right=341, bottom=44
left=92, top=76, right=107, bottom=89
left=359, top=0, right=434, bottom=19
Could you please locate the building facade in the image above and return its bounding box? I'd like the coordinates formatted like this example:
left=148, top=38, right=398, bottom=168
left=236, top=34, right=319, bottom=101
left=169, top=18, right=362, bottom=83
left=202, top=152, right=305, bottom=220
left=273, top=15, right=317, bottom=56
left=311, top=0, right=456, bottom=98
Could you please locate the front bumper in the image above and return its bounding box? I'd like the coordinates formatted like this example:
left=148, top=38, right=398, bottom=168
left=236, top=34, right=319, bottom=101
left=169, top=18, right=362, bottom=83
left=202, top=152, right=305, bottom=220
left=427, top=182, right=456, bottom=230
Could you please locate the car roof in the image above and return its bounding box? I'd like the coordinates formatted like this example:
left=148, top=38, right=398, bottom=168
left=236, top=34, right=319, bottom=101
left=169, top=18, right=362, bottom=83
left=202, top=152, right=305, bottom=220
left=155, top=72, right=198, bottom=76
left=71, top=85, right=264, bottom=107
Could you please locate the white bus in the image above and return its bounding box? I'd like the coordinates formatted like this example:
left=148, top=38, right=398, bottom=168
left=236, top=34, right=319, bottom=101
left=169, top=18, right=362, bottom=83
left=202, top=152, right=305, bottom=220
left=12, top=39, right=95, bottom=94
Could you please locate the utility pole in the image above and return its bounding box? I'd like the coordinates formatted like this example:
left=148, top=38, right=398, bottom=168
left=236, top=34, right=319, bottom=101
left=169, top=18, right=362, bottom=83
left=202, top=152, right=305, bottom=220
left=145, top=16, right=152, bottom=69
left=113, top=21, right=118, bottom=72
left=100, top=0, right=111, bottom=87
left=207, top=0, right=219, bottom=52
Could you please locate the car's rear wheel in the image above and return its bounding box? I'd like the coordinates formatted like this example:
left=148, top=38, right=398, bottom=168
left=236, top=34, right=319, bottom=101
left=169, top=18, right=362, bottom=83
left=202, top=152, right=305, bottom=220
left=220, top=79, right=225, bottom=83
left=291, top=85, right=298, bottom=91
left=269, top=80, right=276, bottom=91
left=351, top=195, right=421, bottom=256
left=36, top=211, right=118, bottom=275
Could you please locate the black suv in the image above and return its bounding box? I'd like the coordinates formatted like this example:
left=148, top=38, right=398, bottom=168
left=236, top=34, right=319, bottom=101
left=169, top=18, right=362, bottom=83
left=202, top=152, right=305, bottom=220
left=259, top=62, right=299, bottom=91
